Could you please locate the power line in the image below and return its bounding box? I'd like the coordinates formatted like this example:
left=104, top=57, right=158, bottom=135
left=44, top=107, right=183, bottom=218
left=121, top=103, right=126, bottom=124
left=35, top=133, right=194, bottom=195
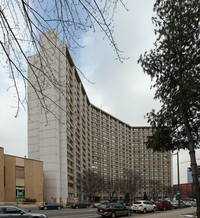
left=174, top=158, right=200, bottom=165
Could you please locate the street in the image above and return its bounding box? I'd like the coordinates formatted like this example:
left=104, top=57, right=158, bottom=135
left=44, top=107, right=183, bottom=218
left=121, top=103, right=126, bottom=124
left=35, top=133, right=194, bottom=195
left=31, top=207, right=196, bottom=218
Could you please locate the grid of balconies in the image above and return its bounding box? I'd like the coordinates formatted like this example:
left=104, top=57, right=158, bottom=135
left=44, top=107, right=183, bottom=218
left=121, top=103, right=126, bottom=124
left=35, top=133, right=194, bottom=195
left=65, top=48, right=171, bottom=199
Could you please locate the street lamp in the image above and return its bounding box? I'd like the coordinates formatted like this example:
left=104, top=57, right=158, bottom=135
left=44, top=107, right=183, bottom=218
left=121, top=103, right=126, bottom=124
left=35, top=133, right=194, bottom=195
left=175, top=151, right=180, bottom=209
left=164, top=151, right=180, bottom=208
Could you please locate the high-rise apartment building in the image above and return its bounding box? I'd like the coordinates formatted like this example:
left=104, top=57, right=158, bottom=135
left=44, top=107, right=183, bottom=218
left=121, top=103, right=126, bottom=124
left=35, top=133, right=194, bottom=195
left=28, top=29, right=172, bottom=204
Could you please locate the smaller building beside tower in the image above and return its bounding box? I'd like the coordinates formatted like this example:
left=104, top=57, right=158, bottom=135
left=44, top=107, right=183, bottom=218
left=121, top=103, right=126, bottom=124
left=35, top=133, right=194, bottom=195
left=0, top=147, right=44, bottom=204
left=173, top=183, right=195, bottom=199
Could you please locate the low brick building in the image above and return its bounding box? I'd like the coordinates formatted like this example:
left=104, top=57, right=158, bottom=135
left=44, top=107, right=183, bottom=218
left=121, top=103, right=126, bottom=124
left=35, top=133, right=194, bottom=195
left=173, top=183, right=194, bottom=199
left=0, top=147, right=43, bottom=203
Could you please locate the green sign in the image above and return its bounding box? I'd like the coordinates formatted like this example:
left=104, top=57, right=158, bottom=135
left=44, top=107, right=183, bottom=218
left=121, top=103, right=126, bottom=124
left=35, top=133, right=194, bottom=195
left=177, top=191, right=180, bottom=195
left=16, top=186, right=25, bottom=199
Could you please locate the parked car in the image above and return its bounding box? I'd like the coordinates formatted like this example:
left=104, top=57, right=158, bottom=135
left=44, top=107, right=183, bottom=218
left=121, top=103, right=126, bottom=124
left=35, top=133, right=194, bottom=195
left=171, top=200, right=186, bottom=209
left=94, top=200, right=110, bottom=208
left=125, top=202, right=131, bottom=210
left=71, top=201, right=90, bottom=208
left=97, top=202, right=131, bottom=218
left=40, top=203, right=63, bottom=210
left=125, top=202, right=135, bottom=211
left=130, top=200, right=156, bottom=213
left=94, top=202, right=100, bottom=208
left=0, top=205, right=47, bottom=217
left=116, top=200, right=124, bottom=205
left=182, top=199, right=192, bottom=207
left=154, top=200, right=172, bottom=210
left=182, top=198, right=196, bottom=207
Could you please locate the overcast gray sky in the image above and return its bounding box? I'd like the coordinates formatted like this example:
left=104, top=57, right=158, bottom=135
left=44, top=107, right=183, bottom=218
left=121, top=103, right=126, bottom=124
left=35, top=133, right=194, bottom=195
left=0, top=0, right=199, bottom=185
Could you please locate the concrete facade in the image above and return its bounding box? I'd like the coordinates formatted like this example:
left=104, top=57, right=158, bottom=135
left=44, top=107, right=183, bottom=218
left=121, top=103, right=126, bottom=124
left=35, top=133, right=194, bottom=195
left=0, top=147, right=43, bottom=203
left=28, top=29, right=172, bottom=204
left=28, top=29, right=68, bottom=203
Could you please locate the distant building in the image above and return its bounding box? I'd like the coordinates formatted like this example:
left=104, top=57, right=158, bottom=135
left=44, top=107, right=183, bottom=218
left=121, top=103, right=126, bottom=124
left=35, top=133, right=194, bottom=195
left=28, top=29, right=172, bottom=204
left=187, top=165, right=200, bottom=183
left=0, top=147, right=43, bottom=203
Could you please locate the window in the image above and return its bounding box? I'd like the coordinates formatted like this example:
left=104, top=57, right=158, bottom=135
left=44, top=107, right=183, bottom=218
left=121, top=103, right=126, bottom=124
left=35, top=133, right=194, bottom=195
left=68, top=175, right=73, bottom=180
left=68, top=183, right=74, bottom=188
left=15, top=166, right=24, bottom=179
left=0, top=207, right=3, bottom=214
left=5, top=207, right=22, bottom=214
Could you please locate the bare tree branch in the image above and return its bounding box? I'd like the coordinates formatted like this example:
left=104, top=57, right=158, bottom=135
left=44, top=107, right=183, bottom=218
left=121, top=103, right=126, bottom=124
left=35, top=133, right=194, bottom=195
left=0, top=0, right=127, bottom=118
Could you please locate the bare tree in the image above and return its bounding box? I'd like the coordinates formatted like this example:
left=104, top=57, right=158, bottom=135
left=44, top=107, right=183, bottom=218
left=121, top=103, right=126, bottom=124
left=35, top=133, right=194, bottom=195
left=163, top=185, right=172, bottom=199
left=81, top=169, right=103, bottom=201
left=149, top=179, right=163, bottom=200
left=104, top=177, right=121, bottom=200
left=121, top=170, right=141, bottom=201
left=0, top=0, right=127, bottom=117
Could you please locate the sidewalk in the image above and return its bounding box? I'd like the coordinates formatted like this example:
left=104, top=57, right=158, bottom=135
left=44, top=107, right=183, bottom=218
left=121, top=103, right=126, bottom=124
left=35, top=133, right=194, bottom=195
left=131, top=207, right=196, bottom=218
left=181, top=210, right=196, bottom=218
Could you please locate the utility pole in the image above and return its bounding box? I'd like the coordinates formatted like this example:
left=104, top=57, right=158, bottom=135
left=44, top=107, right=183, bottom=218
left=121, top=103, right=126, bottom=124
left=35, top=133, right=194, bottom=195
left=177, top=151, right=181, bottom=208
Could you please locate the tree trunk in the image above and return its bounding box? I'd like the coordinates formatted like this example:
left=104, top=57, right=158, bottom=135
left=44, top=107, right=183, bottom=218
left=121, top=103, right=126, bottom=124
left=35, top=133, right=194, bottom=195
left=183, top=114, right=200, bottom=218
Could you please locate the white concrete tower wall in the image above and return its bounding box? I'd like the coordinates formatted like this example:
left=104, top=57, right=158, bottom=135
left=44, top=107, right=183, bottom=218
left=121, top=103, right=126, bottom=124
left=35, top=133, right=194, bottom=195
left=28, top=29, right=68, bottom=203
left=58, top=42, right=68, bottom=204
